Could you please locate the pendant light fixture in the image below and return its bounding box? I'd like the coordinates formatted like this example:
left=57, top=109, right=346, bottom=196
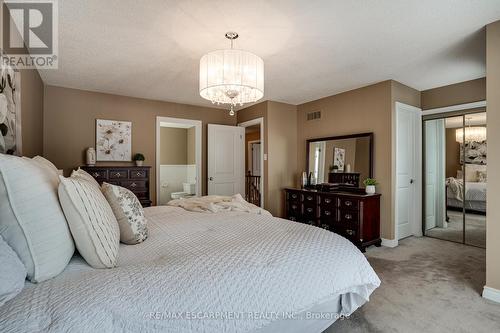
left=199, top=32, right=264, bottom=116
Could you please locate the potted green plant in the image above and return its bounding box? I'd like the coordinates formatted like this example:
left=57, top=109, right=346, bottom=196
left=133, top=153, right=145, bottom=166
left=363, top=178, right=378, bottom=194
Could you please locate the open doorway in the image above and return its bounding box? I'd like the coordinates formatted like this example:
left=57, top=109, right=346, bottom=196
left=239, top=118, right=264, bottom=208
left=155, top=117, right=202, bottom=205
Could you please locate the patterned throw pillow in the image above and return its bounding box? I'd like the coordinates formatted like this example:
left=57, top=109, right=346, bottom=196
left=101, top=183, right=148, bottom=245
left=477, top=171, right=487, bottom=183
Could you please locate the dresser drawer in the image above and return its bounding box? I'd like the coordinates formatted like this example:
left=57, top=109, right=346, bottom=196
left=109, top=170, right=128, bottom=179
left=320, top=195, right=336, bottom=208
left=86, top=169, right=107, bottom=180
left=339, top=209, right=359, bottom=224
left=303, top=193, right=316, bottom=204
left=320, top=207, right=335, bottom=220
left=130, top=169, right=148, bottom=179
left=287, top=191, right=301, bottom=202
left=120, top=180, right=147, bottom=190
left=303, top=205, right=316, bottom=217
left=339, top=198, right=359, bottom=210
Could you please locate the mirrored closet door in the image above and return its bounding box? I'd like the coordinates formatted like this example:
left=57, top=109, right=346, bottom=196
left=423, top=111, right=486, bottom=248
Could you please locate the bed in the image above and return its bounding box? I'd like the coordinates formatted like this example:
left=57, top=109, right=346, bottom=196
left=0, top=206, right=380, bottom=333
left=447, top=177, right=487, bottom=214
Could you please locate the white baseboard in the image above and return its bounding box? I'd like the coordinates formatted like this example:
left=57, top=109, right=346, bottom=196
left=483, top=286, right=500, bottom=303
left=381, top=238, right=398, bottom=248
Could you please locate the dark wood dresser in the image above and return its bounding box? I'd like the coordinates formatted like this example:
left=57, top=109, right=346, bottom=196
left=81, top=166, right=152, bottom=207
left=284, top=187, right=381, bottom=252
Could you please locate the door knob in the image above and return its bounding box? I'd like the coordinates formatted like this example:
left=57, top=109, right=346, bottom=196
left=410, top=179, right=414, bottom=184
left=209, top=177, right=214, bottom=181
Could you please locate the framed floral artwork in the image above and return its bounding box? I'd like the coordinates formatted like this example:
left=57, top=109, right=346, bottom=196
left=96, top=119, right=132, bottom=161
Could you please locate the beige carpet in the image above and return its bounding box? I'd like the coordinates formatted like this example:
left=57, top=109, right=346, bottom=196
left=425, top=211, right=486, bottom=248
left=325, top=237, right=500, bottom=333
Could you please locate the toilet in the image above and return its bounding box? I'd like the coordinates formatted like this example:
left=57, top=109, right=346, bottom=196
left=170, top=183, right=196, bottom=199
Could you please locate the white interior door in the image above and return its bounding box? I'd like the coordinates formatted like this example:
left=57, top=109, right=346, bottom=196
left=395, top=103, right=422, bottom=240
left=208, top=124, right=245, bottom=196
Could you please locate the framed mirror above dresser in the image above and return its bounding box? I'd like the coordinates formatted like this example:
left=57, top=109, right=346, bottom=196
left=306, top=132, right=373, bottom=187
left=284, top=132, right=380, bottom=252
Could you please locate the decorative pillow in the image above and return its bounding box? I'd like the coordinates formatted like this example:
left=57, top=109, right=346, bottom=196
left=0, top=154, right=74, bottom=282
left=71, top=167, right=101, bottom=189
left=101, top=183, right=148, bottom=244
left=0, top=235, right=27, bottom=307
left=29, top=156, right=60, bottom=185
left=58, top=175, right=120, bottom=268
left=477, top=171, right=487, bottom=183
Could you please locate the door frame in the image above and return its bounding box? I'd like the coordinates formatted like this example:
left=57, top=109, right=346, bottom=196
left=155, top=117, right=202, bottom=204
left=392, top=102, right=423, bottom=244
left=238, top=117, right=265, bottom=208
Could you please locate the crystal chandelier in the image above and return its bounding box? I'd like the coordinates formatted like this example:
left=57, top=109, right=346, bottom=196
left=455, top=126, right=487, bottom=143
left=199, top=32, right=264, bottom=116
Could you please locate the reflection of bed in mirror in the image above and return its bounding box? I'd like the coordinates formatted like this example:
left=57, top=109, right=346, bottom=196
left=446, top=164, right=487, bottom=214
left=307, top=133, right=373, bottom=187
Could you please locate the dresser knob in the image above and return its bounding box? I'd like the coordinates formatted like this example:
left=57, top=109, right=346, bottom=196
left=92, top=172, right=99, bottom=177
left=346, top=229, right=354, bottom=236
left=291, top=204, right=297, bottom=209
left=325, top=210, right=331, bottom=216
left=306, top=196, right=313, bottom=201
left=325, top=198, right=331, bottom=204
left=345, top=201, right=352, bottom=206
left=345, top=214, right=352, bottom=220
left=292, top=194, right=297, bottom=199
left=306, top=208, right=313, bottom=213
left=130, top=182, right=137, bottom=188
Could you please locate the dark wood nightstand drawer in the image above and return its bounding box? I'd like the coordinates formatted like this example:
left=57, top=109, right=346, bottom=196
left=87, top=169, right=108, bottom=180
left=120, top=180, right=147, bottom=190
left=130, top=169, right=148, bottom=179
left=109, top=170, right=128, bottom=179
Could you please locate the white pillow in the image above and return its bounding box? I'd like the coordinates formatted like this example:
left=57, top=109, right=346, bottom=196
left=0, top=235, right=27, bottom=307
left=58, top=175, right=120, bottom=268
left=0, top=154, right=74, bottom=282
left=102, top=183, right=148, bottom=244
left=71, top=168, right=101, bottom=189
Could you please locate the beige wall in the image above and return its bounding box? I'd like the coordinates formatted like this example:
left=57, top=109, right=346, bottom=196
left=245, top=129, right=260, bottom=173
left=298, top=81, right=394, bottom=238
left=159, top=127, right=188, bottom=165
left=421, top=78, right=486, bottom=110
left=20, top=70, right=44, bottom=157
left=267, top=101, right=297, bottom=217
left=43, top=85, right=235, bottom=204
left=486, top=20, right=500, bottom=292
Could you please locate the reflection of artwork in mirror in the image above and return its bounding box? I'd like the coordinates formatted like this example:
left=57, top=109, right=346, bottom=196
left=460, top=141, right=487, bottom=165
left=334, top=148, right=345, bottom=172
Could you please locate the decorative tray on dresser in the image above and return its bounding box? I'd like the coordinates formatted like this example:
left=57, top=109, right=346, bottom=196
left=81, top=166, right=152, bottom=207
left=284, top=187, right=381, bottom=252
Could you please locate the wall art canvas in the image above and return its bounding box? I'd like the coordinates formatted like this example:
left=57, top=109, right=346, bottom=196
left=460, top=141, right=487, bottom=165
left=96, top=119, right=132, bottom=161
left=0, top=59, right=22, bottom=156
left=333, top=147, right=345, bottom=172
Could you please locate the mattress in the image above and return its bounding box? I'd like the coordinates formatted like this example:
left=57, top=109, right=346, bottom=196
left=0, top=206, right=380, bottom=333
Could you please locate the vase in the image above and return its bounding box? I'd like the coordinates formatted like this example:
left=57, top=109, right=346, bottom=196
left=86, top=147, right=96, bottom=166
left=365, top=185, right=376, bottom=194
left=135, top=161, right=143, bottom=167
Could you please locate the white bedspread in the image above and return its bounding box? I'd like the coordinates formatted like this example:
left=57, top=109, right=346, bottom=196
left=446, top=177, right=487, bottom=202
left=0, top=206, right=380, bottom=333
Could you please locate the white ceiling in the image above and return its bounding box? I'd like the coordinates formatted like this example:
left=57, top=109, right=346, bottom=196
left=39, top=0, right=500, bottom=108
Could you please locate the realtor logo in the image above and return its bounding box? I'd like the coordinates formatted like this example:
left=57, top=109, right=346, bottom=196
left=1, top=0, right=58, bottom=69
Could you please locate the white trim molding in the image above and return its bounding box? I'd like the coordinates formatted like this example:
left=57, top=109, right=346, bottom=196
left=421, top=100, right=486, bottom=116
left=238, top=117, right=265, bottom=209
left=483, top=286, right=500, bottom=303
left=381, top=238, right=398, bottom=248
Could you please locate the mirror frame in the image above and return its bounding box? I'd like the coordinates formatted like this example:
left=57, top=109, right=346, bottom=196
left=306, top=132, right=374, bottom=180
